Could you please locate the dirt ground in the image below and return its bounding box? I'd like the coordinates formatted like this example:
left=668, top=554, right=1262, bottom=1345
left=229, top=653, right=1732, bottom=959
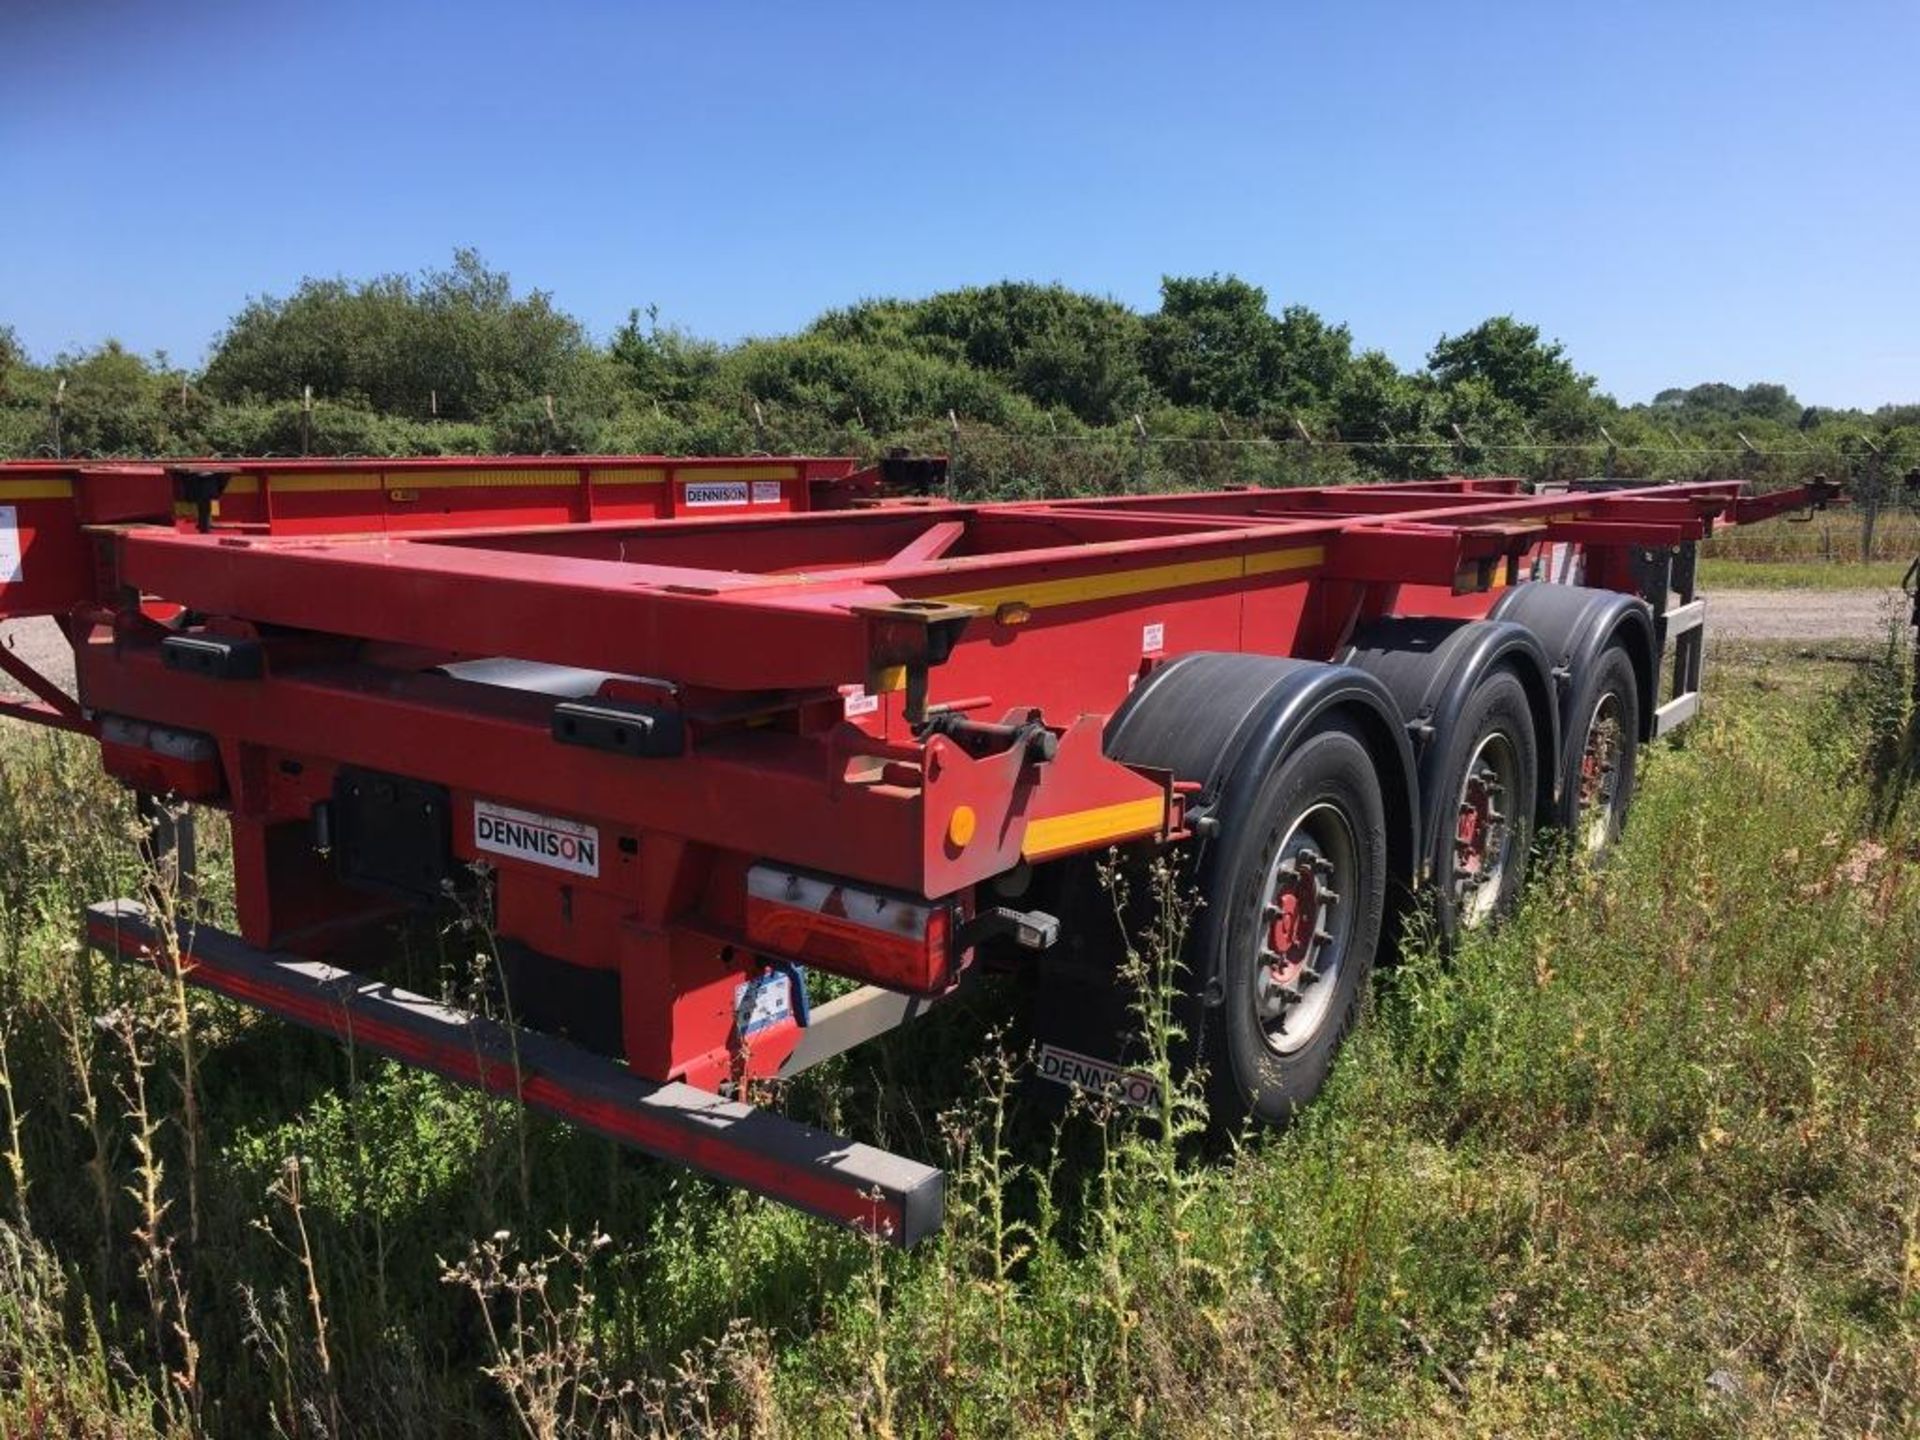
left=1, top=618, right=75, bottom=698
left=1702, top=588, right=1905, bottom=644
left=1, top=590, right=1908, bottom=703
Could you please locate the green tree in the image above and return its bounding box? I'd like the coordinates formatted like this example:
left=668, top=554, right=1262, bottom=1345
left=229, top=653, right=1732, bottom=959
left=0, top=325, right=21, bottom=390
left=1332, top=351, right=1433, bottom=476
left=712, top=335, right=1026, bottom=437
left=610, top=306, right=725, bottom=406
left=56, top=342, right=176, bottom=454
left=810, top=283, right=1148, bottom=425
left=202, top=249, right=589, bottom=420
left=1270, top=304, right=1353, bottom=416
left=907, top=283, right=1148, bottom=424
left=1142, top=274, right=1282, bottom=416
left=1428, top=316, right=1598, bottom=436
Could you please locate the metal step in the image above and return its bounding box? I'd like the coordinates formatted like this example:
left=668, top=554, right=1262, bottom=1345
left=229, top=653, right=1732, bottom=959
left=1654, top=691, right=1702, bottom=737
left=84, top=900, right=943, bottom=1247
left=1661, top=598, right=1705, bottom=638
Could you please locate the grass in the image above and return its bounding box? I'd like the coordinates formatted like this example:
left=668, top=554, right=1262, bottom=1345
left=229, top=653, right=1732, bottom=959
left=0, top=637, right=1918, bottom=1435
left=1699, top=507, right=1920, bottom=566
left=1696, top=506, right=1916, bottom=589
left=1696, top=558, right=1909, bottom=591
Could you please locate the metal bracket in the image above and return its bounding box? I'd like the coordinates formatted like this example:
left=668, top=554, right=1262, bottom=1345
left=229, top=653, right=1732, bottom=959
left=551, top=698, right=685, bottom=758
left=960, top=905, right=1060, bottom=952
left=160, top=633, right=263, bottom=681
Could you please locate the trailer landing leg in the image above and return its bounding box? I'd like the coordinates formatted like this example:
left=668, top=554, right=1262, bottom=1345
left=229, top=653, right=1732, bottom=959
left=84, top=900, right=943, bottom=1247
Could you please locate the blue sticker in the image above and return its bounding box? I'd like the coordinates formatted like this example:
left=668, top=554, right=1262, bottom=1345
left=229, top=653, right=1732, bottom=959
left=734, top=970, right=794, bottom=1037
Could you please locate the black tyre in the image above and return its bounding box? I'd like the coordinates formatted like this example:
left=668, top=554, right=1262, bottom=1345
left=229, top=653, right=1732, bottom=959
left=1431, top=668, right=1538, bottom=939
left=1561, top=644, right=1639, bottom=856
left=1203, top=719, right=1387, bottom=1128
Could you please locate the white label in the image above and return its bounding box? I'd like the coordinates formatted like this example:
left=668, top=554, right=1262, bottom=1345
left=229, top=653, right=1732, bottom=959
left=842, top=686, right=880, bottom=718
left=0, top=506, right=19, bottom=584
left=684, top=480, right=749, bottom=508
left=473, top=800, right=600, bottom=877
left=1036, top=1044, right=1162, bottom=1110
left=733, top=970, right=795, bottom=1037
left=1141, top=621, right=1165, bottom=655
left=750, top=480, right=783, bottom=505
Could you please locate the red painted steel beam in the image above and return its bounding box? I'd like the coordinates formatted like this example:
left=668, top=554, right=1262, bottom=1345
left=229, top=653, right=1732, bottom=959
left=85, top=899, right=943, bottom=1245
left=112, top=529, right=895, bottom=691
left=74, top=646, right=941, bottom=892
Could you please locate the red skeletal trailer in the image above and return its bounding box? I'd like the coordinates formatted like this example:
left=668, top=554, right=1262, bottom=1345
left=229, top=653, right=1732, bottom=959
left=0, top=452, right=1837, bottom=1244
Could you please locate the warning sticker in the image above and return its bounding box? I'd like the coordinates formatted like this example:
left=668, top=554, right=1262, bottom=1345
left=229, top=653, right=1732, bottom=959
left=684, top=480, right=750, bottom=508
left=733, top=970, right=795, bottom=1037
left=842, top=685, right=880, bottom=718
left=473, top=800, right=600, bottom=877
left=0, top=506, right=20, bottom=584
left=1142, top=621, right=1165, bottom=655
left=751, top=479, right=783, bottom=505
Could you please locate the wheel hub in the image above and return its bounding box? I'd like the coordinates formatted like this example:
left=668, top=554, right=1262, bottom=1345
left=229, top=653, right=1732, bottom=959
left=1578, top=696, right=1623, bottom=852
left=1451, top=741, right=1512, bottom=926
left=1264, top=847, right=1335, bottom=988
left=1255, top=809, right=1354, bottom=1056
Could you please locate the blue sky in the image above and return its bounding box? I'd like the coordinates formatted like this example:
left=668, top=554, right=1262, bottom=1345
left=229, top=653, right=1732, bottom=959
left=4, top=1, right=1917, bottom=407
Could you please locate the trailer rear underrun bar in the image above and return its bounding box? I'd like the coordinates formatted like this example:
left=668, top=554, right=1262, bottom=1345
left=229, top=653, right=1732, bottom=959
left=0, top=453, right=1837, bottom=1244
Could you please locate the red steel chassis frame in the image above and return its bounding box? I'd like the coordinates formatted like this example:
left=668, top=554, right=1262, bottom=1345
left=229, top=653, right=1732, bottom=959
left=0, top=455, right=1826, bottom=1242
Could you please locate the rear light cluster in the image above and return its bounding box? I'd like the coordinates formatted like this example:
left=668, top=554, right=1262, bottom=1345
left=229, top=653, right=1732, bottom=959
left=97, top=715, right=222, bottom=799
left=746, top=864, right=956, bottom=995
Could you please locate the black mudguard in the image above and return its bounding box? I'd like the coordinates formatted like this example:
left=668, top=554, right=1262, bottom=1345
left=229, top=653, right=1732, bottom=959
left=1490, top=583, right=1658, bottom=744
left=1026, top=654, right=1417, bottom=1094
left=1343, top=617, right=1558, bottom=865
left=1104, top=652, right=1419, bottom=892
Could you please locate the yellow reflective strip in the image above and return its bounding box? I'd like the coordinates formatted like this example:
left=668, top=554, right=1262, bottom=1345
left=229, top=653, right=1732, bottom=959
left=676, top=465, right=794, bottom=483
left=270, top=472, right=383, bottom=493
left=0, top=479, right=75, bottom=501
left=387, top=468, right=579, bottom=491
left=1243, top=543, right=1327, bottom=578
left=589, top=467, right=668, bottom=486
left=935, top=544, right=1324, bottom=613
left=1022, top=797, right=1166, bottom=861
left=222, top=476, right=261, bottom=494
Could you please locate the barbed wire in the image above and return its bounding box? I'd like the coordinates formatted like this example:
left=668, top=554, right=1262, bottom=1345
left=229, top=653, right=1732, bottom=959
left=22, top=383, right=1913, bottom=469
left=941, top=431, right=1843, bottom=457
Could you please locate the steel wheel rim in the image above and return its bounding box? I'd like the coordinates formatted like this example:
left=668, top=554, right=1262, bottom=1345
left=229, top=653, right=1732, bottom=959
left=1254, top=800, right=1358, bottom=1056
left=1577, top=692, right=1624, bottom=855
left=1452, top=730, right=1518, bottom=929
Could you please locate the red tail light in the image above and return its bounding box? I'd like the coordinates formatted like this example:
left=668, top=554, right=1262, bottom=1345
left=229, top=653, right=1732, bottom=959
left=746, top=865, right=956, bottom=994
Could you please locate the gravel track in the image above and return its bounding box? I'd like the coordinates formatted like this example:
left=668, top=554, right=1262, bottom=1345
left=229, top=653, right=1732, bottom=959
left=1, top=618, right=75, bottom=699
left=1703, top=589, right=1904, bottom=644
left=1, top=590, right=1909, bottom=705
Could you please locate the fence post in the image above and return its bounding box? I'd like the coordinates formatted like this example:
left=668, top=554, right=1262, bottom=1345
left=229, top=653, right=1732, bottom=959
left=1857, top=435, right=1883, bottom=563
left=947, top=410, right=961, bottom=500
left=50, top=376, right=65, bottom=458
left=300, top=385, right=313, bottom=456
